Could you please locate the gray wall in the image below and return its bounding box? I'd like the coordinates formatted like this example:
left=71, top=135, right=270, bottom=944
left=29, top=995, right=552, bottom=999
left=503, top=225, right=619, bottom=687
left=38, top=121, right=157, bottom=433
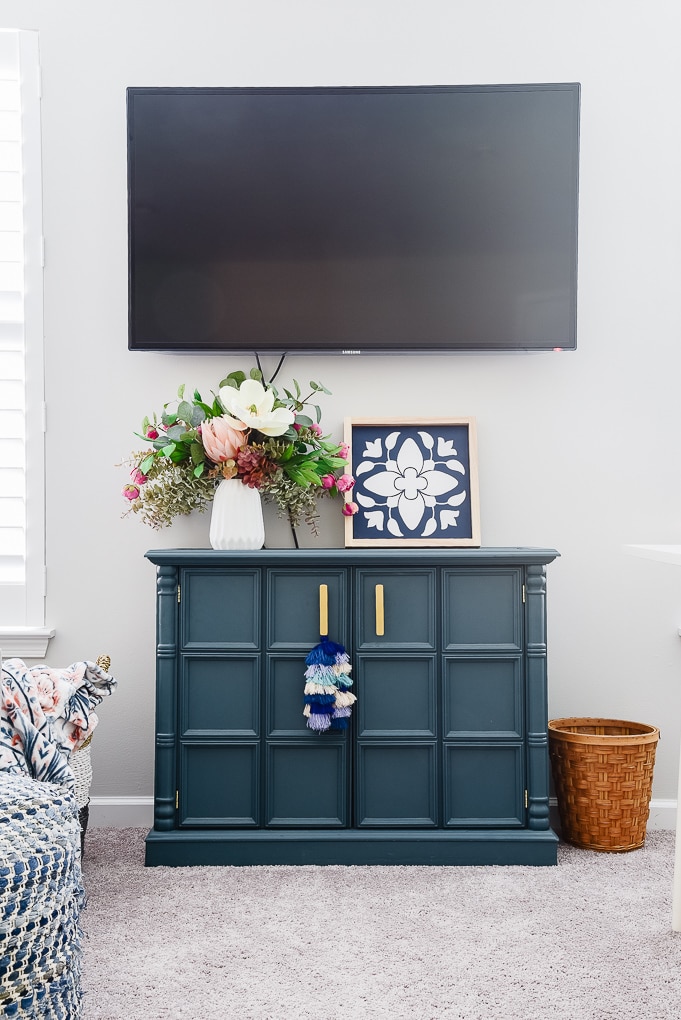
left=5, top=0, right=681, bottom=812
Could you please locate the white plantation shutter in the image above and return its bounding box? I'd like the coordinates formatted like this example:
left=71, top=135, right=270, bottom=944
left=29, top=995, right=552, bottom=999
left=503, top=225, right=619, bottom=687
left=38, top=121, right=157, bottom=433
left=0, top=29, right=45, bottom=630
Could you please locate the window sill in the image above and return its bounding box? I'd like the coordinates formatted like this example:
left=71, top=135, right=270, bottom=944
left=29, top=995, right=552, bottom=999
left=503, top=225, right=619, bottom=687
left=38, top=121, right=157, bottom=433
left=0, top=627, right=56, bottom=660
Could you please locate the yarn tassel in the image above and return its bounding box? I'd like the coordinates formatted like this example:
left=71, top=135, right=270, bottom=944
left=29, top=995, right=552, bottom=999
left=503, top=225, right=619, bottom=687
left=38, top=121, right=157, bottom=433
left=307, top=712, right=332, bottom=731
left=304, top=634, right=355, bottom=732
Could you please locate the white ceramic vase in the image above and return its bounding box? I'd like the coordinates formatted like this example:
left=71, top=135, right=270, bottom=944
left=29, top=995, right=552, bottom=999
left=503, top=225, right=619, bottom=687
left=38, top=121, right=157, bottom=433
left=209, top=478, right=265, bottom=550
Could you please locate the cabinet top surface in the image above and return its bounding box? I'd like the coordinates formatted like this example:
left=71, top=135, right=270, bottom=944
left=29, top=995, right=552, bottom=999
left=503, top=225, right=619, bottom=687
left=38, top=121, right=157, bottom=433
left=146, top=547, right=560, bottom=566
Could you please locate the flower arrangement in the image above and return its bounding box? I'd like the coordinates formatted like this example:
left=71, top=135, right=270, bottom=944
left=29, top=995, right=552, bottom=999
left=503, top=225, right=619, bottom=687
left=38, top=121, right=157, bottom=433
left=122, top=368, right=357, bottom=533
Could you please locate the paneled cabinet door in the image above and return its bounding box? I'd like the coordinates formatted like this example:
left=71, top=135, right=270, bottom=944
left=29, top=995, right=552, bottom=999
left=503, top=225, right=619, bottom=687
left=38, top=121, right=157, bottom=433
left=355, top=568, right=438, bottom=826
left=178, top=655, right=261, bottom=827
left=265, top=567, right=350, bottom=827
left=355, top=569, right=437, bottom=649
left=441, top=568, right=526, bottom=827
left=178, top=567, right=262, bottom=827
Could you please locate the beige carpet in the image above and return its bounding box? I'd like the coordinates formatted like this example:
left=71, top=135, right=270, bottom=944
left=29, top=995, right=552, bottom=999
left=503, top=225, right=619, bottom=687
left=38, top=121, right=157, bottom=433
left=80, top=828, right=679, bottom=1019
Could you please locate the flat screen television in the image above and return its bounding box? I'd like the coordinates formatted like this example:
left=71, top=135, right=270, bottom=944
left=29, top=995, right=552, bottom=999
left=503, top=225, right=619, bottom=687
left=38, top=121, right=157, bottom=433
left=127, top=84, right=580, bottom=354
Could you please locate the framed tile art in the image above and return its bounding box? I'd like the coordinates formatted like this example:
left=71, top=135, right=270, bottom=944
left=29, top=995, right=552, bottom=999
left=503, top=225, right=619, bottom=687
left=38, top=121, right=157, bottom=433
left=343, top=418, right=480, bottom=547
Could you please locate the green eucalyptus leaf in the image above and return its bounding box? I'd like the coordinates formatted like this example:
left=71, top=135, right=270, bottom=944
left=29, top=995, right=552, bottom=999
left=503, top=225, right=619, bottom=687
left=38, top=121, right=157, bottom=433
left=190, top=405, right=206, bottom=427
left=193, top=462, right=206, bottom=478
left=177, top=383, right=185, bottom=400
left=140, top=454, right=156, bottom=474
left=177, top=400, right=195, bottom=423
left=175, top=430, right=196, bottom=446
left=295, top=414, right=313, bottom=427
left=190, top=442, right=205, bottom=466
left=219, top=370, right=246, bottom=389
left=165, top=424, right=187, bottom=442
left=161, top=444, right=176, bottom=457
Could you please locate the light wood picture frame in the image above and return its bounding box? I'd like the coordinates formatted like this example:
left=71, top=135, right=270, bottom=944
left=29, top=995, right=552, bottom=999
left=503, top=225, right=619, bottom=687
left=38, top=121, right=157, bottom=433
left=343, top=417, right=481, bottom=547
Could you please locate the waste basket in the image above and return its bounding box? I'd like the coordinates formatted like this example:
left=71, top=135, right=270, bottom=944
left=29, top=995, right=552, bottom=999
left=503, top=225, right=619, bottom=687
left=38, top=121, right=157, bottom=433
left=548, top=717, right=659, bottom=851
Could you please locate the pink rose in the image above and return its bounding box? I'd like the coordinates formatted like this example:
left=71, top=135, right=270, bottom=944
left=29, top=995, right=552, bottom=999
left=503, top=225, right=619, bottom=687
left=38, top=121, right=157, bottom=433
left=131, top=468, right=148, bottom=485
left=201, top=415, right=247, bottom=463
left=146, top=427, right=159, bottom=440
left=342, top=500, right=359, bottom=517
left=123, top=484, right=140, bottom=501
left=310, top=423, right=323, bottom=436
left=336, top=474, right=355, bottom=492
left=320, top=474, right=336, bottom=489
left=338, top=442, right=349, bottom=460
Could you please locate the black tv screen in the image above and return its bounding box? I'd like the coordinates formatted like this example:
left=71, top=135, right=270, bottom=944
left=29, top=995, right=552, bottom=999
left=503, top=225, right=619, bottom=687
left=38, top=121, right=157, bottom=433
left=127, top=84, right=580, bottom=354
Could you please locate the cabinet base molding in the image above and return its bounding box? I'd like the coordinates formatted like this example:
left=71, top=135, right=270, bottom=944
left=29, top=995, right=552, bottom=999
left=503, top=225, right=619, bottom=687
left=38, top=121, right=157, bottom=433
left=144, top=827, right=558, bottom=867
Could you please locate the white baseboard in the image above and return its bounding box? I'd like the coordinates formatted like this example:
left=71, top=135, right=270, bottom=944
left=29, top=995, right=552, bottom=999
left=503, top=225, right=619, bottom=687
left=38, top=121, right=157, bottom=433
left=89, top=796, right=154, bottom=828
left=89, top=796, right=678, bottom=831
left=646, top=799, right=676, bottom=830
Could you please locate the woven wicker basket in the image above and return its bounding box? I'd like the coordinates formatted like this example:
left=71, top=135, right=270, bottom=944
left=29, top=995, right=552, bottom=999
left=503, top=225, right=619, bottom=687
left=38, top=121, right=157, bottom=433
left=70, top=654, right=110, bottom=854
left=548, top=718, right=659, bottom=852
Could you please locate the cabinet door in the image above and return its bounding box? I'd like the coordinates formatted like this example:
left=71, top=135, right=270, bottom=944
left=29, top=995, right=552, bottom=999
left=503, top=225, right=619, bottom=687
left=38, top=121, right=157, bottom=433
left=357, top=655, right=437, bottom=738
left=265, top=742, right=348, bottom=827
left=442, top=568, right=523, bottom=649
left=443, top=657, right=523, bottom=739
left=355, top=568, right=438, bottom=826
left=180, top=656, right=260, bottom=738
left=441, top=569, right=526, bottom=828
left=180, top=569, right=260, bottom=649
left=356, top=743, right=437, bottom=827
left=356, top=569, right=436, bottom=649
left=179, top=742, right=260, bottom=827
left=444, top=744, right=525, bottom=827
left=266, top=569, right=347, bottom=649
left=178, top=656, right=262, bottom=826
left=265, top=568, right=350, bottom=827
left=355, top=658, right=438, bottom=825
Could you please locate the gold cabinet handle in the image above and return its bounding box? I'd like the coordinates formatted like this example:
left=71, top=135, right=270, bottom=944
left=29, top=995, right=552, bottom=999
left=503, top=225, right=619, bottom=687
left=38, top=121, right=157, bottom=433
left=319, top=584, right=328, bottom=636
left=375, top=584, right=384, bottom=636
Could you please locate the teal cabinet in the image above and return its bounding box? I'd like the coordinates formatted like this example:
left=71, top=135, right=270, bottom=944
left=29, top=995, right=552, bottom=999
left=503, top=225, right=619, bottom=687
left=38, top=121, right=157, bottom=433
left=145, top=548, right=559, bottom=866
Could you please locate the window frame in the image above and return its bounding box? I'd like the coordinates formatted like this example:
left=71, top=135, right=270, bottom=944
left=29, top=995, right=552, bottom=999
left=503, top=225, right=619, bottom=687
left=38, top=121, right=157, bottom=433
left=0, top=29, right=52, bottom=657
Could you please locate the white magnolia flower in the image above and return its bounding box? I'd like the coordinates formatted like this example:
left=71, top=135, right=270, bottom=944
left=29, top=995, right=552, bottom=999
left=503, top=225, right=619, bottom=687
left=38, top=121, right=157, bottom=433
left=218, top=378, right=295, bottom=437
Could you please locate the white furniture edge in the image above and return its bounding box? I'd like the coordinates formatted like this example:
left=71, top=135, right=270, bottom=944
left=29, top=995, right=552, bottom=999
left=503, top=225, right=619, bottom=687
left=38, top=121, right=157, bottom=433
left=625, top=543, right=681, bottom=565
left=623, top=543, right=681, bottom=931
left=0, top=627, right=55, bottom=659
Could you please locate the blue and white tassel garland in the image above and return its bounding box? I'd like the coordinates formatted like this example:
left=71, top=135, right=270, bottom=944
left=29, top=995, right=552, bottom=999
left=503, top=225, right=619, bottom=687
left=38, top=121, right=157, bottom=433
left=303, top=637, right=356, bottom=732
